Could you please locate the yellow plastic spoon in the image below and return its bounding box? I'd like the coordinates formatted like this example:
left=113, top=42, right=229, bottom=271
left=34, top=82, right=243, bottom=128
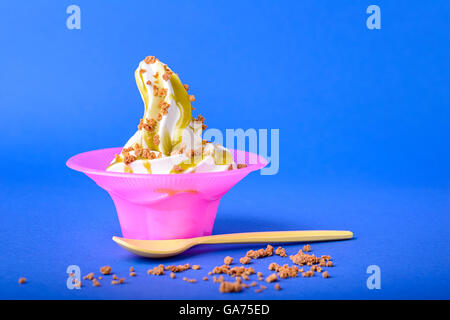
left=112, top=230, right=353, bottom=258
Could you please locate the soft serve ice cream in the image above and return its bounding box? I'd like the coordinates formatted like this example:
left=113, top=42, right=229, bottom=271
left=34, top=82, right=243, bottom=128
left=106, top=56, right=240, bottom=174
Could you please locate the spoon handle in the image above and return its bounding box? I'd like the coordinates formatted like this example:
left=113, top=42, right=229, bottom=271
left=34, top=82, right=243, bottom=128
left=198, top=230, right=353, bottom=245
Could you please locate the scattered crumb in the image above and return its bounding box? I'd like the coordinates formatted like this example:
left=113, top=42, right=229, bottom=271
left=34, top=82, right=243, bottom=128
left=129, top=272, right=136, bottom=277
left=83, top=273, right=94, bottom=280
left=265, top=274, right=278, bottom=283
left=192, top=265, right=201, bottom=270
left=246, top=245, right=274, bottom=259
left=148, top=264, right=165, bottom=275
left=18, top=277, right=26, bottom=284
left=183, top=277, right=197, bottom=284
left=100, top=266, right=112, bottom=275
left=219, top=279, right=242, bottom=293
left=170, top=272, right=176, bottom=279
left=239, top=256, right=251, bottom=265
left=275, top=246, right=287, bottom=257
left=275, top=283, right=281, bottom=290
left=224, top=256, right=233, bottom=265
left=322, top=271, right=330, bottom=278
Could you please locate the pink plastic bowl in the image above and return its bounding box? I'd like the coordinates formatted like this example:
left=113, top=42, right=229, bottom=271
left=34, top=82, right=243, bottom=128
left=66, top=148, right=267, bottom=240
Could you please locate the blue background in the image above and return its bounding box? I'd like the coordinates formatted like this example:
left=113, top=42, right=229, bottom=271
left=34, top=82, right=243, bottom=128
left=0, top=0, right=449, bottom=299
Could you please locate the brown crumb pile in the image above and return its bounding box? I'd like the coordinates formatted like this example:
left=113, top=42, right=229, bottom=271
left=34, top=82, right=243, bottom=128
left=219, top=278, right=243, bottom=293
left=269, top=263, right=300, bottom=279
left=275, top=246, right=287, bottom=257
left=239, top=256, right=251, bottom=265
left=83, top=273, right=94, bottom=280
left=302, top=270, right=314, bottom=277
left=92, top=279, right=101, bottom=287
left=147, top=264, right=165, bottom=275
left=165, top=264, right=191, bottom=273
left=100, top=266, right=112, bottom=275
left=246, top=245, right=274, bottom=260
left=290, top=249, right=332, bottom=267
left=224, top=256, right=233, bottom=265
left=265, top=273, right=278, bottom=283
left=211, top=264, right=255, bottom=279
left=183, top=277, right=197, bottom=284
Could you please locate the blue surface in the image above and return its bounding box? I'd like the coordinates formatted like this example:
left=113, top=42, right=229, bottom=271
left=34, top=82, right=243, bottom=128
left=0, top=0, right=449, bottom=299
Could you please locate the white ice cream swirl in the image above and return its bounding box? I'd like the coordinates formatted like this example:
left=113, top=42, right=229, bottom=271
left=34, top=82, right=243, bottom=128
left=106, top=56, right=236, bottom=174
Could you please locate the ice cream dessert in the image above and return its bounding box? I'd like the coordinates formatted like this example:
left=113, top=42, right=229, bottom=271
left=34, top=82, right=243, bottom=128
left=107, top=56, right=240, bottom=174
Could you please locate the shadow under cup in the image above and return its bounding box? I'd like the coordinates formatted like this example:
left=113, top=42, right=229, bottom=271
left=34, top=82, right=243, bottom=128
left=67, top=148, right=267, bottom=240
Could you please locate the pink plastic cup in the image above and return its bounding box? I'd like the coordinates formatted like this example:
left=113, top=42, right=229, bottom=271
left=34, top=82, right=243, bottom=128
left=66, top=148, right=267, bottom=240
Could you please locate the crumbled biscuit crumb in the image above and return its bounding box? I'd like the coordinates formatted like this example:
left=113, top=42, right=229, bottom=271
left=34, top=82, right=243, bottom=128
left=275, top=283, right=281, bottom=290
left=322, top=271, right=330, bottom=278
left=144, top=56, right=156, bottom=64
left=100, top=266, right=112, bottom=275
left=265, top=273, right=278, bottom=283
left=148, top=264, right=165, bottom=275
left=111, top=280, right=119, bottom=285
left=129, top=272, right=136, bottom=277
left=170, top=272, right=176, bottom=279
left=92, top=279, right=101, bottom=287
left=219, top=279, right=242, bottom=293
left=183, top=277, right=197, bottom=283
left=192, top=265, right=201, bottom=270
left=172, top=165, right=183, bottom=173
left=165, top=264, right=190, bottom=273
left=302, top=244, right=311, bottom=252
left=113, top=274, right=118, bottom=280
left=237, top=164, right=247, bottom=169
left=326, top=261, right=333, bottom=267
left=83, top=273, right=94, bottom=280
left=18, top=277, right=26, bottom=284
left=203, top=276, right=208, bottom=281
left=239, top=256, right=251, bottom=265
left=224, top=256, right=233, bottom=265
left=189, top=95, right=196, bottom=102
left=275, top=246, right=287, bottom=257
left=246, top=245, right=274, bottom=259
